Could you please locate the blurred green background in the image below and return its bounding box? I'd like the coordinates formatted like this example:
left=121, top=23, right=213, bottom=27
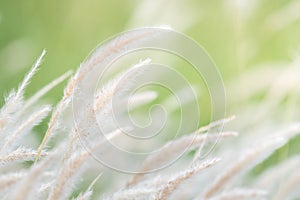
left=1, top=0, right=300, bottom=106
left=1, top=1, right=300, bottom=196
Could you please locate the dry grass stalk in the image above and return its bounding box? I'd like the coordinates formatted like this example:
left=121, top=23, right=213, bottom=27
left=48, top=129, right=121, bottom=200
left=0, top=172, right=26, bottom=191
left=2, top=106, right=51, bottom=151
left=0, top=148, right=47, bottom=165
left=157, top=158, right=220, bottom=200
left=127, top=131, right=237, bottom=187
left=203, top=137, right=285, bottom=199
left=23, top=70, right=72, bottom=110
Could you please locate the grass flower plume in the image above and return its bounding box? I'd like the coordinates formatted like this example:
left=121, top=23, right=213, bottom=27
left=0, top=27, right=300, bottom=200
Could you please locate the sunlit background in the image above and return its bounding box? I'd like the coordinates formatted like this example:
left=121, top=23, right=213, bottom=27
left=1, top=0, right=300, bottom=104
left=1, top=0, right=300, bottom=196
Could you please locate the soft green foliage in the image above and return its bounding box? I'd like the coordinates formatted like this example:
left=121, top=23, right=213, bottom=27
left=1, top=0, right=300, bottom=105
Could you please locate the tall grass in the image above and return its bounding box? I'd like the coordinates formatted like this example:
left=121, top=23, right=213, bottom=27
left=0, top=25, right=300, bottom=200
